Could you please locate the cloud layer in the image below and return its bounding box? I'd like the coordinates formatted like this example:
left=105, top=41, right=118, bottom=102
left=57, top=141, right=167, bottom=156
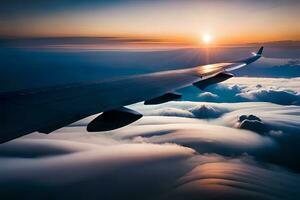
left=1, top=77, right=300, bottom=199
left=180, top=77, right=300, bottom=105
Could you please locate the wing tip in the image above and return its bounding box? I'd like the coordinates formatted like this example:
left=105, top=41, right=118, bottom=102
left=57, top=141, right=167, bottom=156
left=257, top=46, right=264, bottom=55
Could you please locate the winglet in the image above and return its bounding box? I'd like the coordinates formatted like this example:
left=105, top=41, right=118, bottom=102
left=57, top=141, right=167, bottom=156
left=257, top=46, right=264, bottom=56
left=234, top=46, right=264, bottom=65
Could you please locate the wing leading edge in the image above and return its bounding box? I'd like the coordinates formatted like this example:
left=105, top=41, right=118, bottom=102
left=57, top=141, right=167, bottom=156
left=0, top=47, right=263, bottom=143
left=193, top=46, right=264, bottom=89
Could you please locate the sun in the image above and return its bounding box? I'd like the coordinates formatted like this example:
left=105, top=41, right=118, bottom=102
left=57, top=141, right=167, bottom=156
left=202, top=33, right=213, bottom=44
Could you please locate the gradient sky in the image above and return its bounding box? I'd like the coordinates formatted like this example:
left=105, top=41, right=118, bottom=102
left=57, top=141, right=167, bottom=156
left=1, top=0, right=300, bottom=45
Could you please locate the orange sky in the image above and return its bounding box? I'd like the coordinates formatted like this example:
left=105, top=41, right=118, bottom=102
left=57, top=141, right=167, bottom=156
left=1, top=1, right=299, bottom=45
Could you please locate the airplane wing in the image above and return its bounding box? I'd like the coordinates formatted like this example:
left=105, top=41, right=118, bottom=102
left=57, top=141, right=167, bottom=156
left=0, top=47, right=263, bottom=143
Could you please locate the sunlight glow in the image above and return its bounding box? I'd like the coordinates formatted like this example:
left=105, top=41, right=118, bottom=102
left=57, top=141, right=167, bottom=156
left=202, top=33, right=213, bottom=44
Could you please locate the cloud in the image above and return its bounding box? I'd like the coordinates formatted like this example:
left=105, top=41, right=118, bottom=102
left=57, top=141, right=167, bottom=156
left=181, top=77, right=300, bottom=106
left=145, top=107, right=194, bottom=118
left=234, top=57, right=300, bottom=77
left=131, top=100, right=300, bottom=171
left=1, top=129, right=300, bottom=200
left=197, top=91, right=219, bottom=101
left=164, top=155, right=300, bottom=200
left=237, top=114, right=269, bottom=134
left=0, top=140, right=195, bottom=199
left=0, top=139, right=89, bottom=158
left=1, top=78, right=300, bottom=199
left=144, top=104, right=229, bottom=119
left=237, top=89, right=300, bottom=105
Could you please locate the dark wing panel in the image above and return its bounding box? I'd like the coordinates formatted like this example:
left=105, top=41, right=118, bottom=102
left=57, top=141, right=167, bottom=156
left=144, top=92, right=182, bottom=105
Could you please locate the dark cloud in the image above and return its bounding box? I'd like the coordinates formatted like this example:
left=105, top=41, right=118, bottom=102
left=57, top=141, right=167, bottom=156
left=0, top=139, right=82, bottom=158
left=238, top=115, right=269, bottom=134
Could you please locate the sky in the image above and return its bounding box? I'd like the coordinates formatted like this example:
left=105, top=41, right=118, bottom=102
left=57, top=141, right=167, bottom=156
left=1, top=0, right=300, bottom=45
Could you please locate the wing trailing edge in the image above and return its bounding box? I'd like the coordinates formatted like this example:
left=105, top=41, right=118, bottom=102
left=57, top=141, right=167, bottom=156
left=144, top=92, right=182, bottom=105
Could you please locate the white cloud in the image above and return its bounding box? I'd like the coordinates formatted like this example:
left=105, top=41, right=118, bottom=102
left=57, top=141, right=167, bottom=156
left=1, top=77, right=300, bottom=199
left=181, top=77, right=300, bottom=105
left=131, top=100, right=300, bottom=171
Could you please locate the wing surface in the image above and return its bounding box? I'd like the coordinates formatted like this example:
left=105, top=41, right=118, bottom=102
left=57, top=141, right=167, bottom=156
left=0, top=47, right=263, bottom=143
